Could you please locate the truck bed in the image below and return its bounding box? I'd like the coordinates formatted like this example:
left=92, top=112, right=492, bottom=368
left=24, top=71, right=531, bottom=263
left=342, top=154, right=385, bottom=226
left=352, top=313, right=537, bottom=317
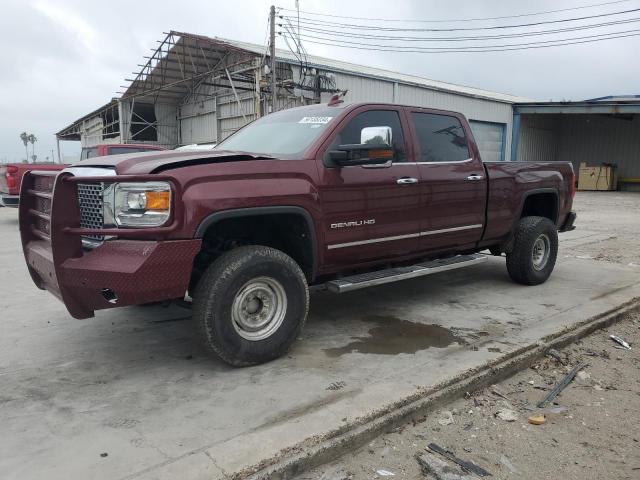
left=482, top=161, right=575, bottom=244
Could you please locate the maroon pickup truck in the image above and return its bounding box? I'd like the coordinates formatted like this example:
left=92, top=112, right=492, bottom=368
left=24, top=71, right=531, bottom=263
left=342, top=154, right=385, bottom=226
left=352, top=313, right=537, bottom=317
left=1, top=144, right=165, bottom=208
left=19, top=102, right=576, bottom=366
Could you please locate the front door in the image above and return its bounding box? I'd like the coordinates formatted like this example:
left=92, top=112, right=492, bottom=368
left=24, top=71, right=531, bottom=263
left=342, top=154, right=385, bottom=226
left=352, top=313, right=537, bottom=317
left=317, top=107, right=422, bottom=270
left=408, top=109, right=487, bottom=253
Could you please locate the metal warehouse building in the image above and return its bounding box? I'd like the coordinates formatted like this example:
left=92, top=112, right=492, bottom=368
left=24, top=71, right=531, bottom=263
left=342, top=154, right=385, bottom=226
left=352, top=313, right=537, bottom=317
left=56, top=31, right=528, bottom=163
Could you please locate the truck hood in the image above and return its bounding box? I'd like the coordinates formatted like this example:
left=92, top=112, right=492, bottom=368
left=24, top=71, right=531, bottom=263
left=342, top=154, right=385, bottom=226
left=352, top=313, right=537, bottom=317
left=71, top=150, right=275, bottom=175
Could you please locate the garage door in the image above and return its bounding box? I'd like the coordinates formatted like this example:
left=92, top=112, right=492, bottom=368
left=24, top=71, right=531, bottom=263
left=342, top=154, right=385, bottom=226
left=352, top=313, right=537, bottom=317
left=469, top=120, right=506, bottom=162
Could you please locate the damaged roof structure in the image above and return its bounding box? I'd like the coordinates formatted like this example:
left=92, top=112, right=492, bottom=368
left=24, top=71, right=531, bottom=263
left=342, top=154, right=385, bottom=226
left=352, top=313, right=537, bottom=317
left=56, top=30, right=530, bottom=163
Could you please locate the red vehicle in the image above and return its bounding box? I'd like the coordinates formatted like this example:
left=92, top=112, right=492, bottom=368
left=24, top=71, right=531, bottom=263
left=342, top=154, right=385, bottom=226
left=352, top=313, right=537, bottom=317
left=1, top=163, right=62, bottom=207
left=1, top=144, right=164, bottom=207
left=79, top=143, right=165, bottom=160
left=19, top=102, right=576, bottom=366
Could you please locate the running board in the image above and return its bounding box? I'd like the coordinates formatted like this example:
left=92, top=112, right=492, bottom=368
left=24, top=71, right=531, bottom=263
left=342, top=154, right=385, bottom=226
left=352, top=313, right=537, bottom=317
left=326, top=254, right=487, bottom=293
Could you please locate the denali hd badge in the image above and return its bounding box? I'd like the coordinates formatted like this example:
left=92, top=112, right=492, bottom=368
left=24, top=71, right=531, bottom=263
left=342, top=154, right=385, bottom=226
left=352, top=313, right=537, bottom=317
left=330, top=219, right=376, bottom=229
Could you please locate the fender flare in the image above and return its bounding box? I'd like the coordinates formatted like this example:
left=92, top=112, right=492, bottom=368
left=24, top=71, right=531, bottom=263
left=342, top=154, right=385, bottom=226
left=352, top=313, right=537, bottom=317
left=194, top=206, right=318, bottom=280
left=516, top=188, right=560, bottom=225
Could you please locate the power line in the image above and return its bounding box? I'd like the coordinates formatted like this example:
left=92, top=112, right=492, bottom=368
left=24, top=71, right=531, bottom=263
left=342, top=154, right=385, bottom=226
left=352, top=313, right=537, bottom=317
left=277, top=0, right=632, bottom=23
left=285, top=27, right=640, bottom=51
left=279, top=30, right=640, bottom=53
left=282, top=17, right=640, bottom=42
left=279, top=7, right=640, bottom=32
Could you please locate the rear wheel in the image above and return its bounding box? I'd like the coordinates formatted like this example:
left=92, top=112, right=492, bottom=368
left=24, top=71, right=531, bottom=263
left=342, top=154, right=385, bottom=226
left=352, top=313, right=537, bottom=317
left=192, top=245, right=309, bottom=366
left=506, top=216, right=558, bottom=285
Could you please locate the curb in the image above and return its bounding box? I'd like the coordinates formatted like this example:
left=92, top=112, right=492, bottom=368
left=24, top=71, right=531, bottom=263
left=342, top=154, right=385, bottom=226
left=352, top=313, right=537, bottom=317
left=243, top=298, right=640, bottom=480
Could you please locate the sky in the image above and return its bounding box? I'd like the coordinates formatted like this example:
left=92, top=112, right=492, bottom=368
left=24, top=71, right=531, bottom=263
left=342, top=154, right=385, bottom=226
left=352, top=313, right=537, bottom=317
left=1, top=0, right=639, bottom=162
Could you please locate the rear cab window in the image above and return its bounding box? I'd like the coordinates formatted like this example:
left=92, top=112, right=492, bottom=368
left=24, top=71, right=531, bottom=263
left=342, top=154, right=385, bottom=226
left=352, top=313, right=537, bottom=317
left=81, top=147, right=98, bottom=160
left=410, top=112, right=470, bottom=163
left=108, top=146, right=153, bottom=155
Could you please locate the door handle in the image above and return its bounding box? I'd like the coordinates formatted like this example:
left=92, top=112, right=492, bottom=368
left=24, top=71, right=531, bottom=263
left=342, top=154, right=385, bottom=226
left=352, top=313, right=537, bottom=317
left=467, top=174, right=484, bottom=181
left=397, top=177, right=418, bottom=185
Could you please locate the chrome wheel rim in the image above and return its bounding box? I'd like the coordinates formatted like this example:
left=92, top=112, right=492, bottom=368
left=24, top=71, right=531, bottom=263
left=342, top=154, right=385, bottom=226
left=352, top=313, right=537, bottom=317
left=532, top=234, right=551, bottom=271
left=231, top=276, right=287, bottom=341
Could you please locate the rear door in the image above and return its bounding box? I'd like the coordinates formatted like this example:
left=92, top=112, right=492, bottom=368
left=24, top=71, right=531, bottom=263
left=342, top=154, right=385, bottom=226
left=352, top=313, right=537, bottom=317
left=318, top=106, right=422, bottom=268
left=407, top=109, right=487, bottom=252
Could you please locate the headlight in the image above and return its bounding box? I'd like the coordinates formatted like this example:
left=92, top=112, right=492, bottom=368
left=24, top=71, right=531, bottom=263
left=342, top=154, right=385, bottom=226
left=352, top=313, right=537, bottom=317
left=109, top=182, right=172, bottom=227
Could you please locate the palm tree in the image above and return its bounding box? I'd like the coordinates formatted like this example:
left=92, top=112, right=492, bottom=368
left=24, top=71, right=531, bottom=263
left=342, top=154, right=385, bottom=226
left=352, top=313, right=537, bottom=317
left=20, top=132, right=29, bottom=162
left=27, top=134, right=37, bottom=162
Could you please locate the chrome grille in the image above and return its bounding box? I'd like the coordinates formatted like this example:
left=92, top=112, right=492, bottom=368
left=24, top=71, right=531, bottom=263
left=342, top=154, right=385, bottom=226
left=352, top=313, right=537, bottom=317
left=77, top=183, right=104, bottom=241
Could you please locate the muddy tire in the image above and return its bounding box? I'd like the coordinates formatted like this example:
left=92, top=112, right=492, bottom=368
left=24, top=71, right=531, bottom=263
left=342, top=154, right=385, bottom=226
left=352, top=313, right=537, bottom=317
left=192, top=245, right=309, bottom=366
left=506, top=216, right=558, bottom=286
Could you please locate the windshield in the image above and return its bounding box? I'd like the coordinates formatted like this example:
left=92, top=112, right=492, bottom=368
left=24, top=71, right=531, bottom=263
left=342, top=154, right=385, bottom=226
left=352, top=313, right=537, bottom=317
left=215, top=107, right=340, bottom=159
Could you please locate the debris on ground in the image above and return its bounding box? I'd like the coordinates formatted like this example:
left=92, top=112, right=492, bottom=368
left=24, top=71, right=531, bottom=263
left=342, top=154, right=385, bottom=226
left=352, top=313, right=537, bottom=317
left=489, top=384, right=509, bottom=400
left=528, top=414, right=546, bottom=425
left=576, top=370, right=591, bottom=382
left=609, top=334, right=631, bottom=350
left=546, top=348, right=567, bottom=365
left=495, top=408, right=518, bottom=422
left=416, top=452, right=475, bottom=479
left=375, top=469, right=395, bottom=476
left=426, top=443, right=491, bottom=477
left=327, top=381, right=347, bottom=391
left=437, top=410, right=454, bottom=426
left=537, top=362, right=587, bottom=408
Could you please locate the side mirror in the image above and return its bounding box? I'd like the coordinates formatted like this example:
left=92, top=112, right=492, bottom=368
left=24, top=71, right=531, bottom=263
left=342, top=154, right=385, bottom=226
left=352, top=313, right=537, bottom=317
left=329, top=125, right=394, bottom=166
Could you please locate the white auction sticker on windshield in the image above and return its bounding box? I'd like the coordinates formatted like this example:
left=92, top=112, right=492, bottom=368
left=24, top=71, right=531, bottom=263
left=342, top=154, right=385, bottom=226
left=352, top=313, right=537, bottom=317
left=299, top=116, right=333, bottom=124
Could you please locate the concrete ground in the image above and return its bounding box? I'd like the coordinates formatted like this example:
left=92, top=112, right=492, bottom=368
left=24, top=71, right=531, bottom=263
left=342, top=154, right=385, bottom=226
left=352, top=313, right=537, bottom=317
left=1, top=192, right=639, bottom=480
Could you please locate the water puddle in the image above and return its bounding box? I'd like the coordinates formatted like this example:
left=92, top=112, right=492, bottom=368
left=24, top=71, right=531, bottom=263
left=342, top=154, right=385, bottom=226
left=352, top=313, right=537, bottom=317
left=323, top=315, right=465, bottom=357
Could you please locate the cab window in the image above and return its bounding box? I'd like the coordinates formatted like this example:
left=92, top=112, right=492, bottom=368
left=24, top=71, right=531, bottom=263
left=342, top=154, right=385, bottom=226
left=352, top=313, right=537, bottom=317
left=328, top=110, right=406, bottom=162
left=411, top=112, right=470, bottom=163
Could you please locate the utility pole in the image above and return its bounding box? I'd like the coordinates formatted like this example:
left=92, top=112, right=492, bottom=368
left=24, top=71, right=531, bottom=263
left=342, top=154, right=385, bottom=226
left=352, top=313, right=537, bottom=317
left=269, top=5, right=277, bottom=113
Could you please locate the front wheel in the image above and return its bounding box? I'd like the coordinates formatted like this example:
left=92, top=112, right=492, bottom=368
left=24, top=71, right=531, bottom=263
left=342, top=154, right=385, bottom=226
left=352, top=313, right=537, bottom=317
left=192, top=245, right=309, bottom=366
left=506, top=216, right=558, bottom=285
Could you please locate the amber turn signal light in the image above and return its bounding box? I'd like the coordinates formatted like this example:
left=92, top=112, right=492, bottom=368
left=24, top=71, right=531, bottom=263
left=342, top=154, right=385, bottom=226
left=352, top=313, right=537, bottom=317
left=144, top=191, right=171, bottom=210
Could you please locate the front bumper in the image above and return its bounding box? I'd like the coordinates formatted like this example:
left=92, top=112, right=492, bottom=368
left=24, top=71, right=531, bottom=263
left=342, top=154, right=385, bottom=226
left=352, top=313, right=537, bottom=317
left=559, top=211, right=577, bottom=232
left=19, top=170, right=201, bottom=319
left=1, top=194, right=19, bottom=208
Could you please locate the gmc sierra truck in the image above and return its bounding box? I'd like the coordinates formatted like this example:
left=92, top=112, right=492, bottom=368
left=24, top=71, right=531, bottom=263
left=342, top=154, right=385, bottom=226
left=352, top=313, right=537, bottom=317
left=19, top=101, right=576, bottom=366
left=1, top=144, right=165, bottom=207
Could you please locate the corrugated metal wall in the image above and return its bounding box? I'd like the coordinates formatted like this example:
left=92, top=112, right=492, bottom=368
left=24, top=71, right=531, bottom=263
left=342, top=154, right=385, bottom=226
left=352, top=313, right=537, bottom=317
left=330, top=72, right=395, bottom=103
left=80, top=116, right=105, bottom=147
left=217, top=93, right=257, bottom=141
left=517, top=115, right=560, bottom=162
left=155, top=103, right=178, bottom=145
left=518, top=113, right=640, bottom=186
left=179, top=98, right=217, bottom=145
